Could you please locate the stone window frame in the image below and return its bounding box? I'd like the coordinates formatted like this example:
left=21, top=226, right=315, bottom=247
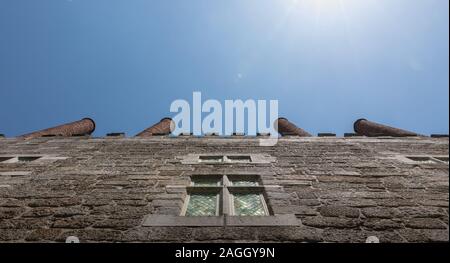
left=0, top=154, right=68, bottom=164
left=142, top=172, right=299, bottom=227
left=0, top=157, right=13, bottom=163
left=197, top=155, right=252, bottom=164
left=398, top=155, right=449, bottom=165
left=180, top=174, right=270, bottom=216
left=179, top=153, right=276, bottom=165
left=0, top=171, right=33, bottom=188
left=433, top=156, right=449, bottom=164
left=181, top=183, right=222, bottom=216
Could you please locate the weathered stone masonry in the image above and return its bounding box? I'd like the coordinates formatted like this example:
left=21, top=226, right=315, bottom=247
left=0, top=136, right=448, bottom=242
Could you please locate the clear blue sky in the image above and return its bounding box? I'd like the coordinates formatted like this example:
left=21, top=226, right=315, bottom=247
left=0, top=0, right=448, bottom=137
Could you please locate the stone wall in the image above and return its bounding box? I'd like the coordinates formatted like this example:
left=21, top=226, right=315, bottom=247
left=0, top=136, right=448, bottom=242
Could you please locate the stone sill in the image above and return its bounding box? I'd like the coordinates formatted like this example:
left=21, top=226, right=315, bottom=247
left=142, top=214, right=299, bottom=227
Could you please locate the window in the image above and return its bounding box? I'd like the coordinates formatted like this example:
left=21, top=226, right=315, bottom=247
left=198, top=155, right=252, bottom=164
left=181, top=175, right=269, bottom=217
left=0, top=157, right=13, bottom=163
left=405, top=156, right=449, bottom=165
left=434, top=156, right=449, bottom=164
left=0, top=156, right=41, bottom=163
left=226, top=155, right=252, bottom=163
left=18, top=156, right=41, bottom=162
left=199, top=156, right=223, bottom=163
left=406, top=156, right=437, bottom=164
left=232, top=193, right=267, bottom=216
left=185, top=194, right=219, bottom=216
left=180, top=153, right=275, bottom=165
left=0, top=155, right=66, bottom=164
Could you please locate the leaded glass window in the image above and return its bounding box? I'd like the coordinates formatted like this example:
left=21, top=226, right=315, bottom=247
left=185, top=194, right=218, bottom=216
left=18, top=156, right=41, bottom=162
left=0, top=157, right=13, bottom=163
left=182, top=175, right=269, bottom=216
left=230, top=180, right=259, bottom=186
left=197, top=155, right=253, bottom=163
left=406, top=156, right=437, bottom=164
left=401, top=155, right=450, bottom=165
left=233, top=194, right=267, bottom=216
left=226, top=156, right=252, bottom=163
left=199, top=156, right=223, bottom=163
left=191, top=177, right=221, bottom=186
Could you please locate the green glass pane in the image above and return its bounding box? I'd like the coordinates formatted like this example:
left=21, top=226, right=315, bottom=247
left=199, top=156, right=223, bottom=163
left=185, top=194, right=217, bottom=216
left=231, top=180, right=258, bottom=186
left=226, top=156, right=251, bottom=163
left=233, top=194, right=266, bottom=216
left=18, top=156, right=40, bottom=162
left=192, top=178, right=220, bottom=186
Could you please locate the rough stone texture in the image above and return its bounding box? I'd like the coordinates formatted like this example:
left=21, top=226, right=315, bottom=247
left=0, top=136, right=448, bottom=243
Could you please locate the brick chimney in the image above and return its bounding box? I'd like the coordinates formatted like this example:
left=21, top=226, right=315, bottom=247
left=136, top=117, right=174, bottom=137
left=353, top=118, right=419, bottom=137
left=19, top=118, right=96, bottom=139
left=275, top=117, right=312, bottom=137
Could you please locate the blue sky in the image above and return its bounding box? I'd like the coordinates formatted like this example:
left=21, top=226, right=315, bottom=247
left=0, top=0, right=448, bottom=137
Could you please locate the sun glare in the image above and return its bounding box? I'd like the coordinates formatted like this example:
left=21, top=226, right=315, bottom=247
left=286, top=0, right=347, bottom=12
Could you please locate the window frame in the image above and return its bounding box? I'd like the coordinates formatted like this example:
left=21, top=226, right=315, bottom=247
left=433, top=156, right=449, bottom=164
left=181, top=174, right=269, bottom=217
left=0, top=157, right=13, bottom=163
left=0, top=156, right=42, bottom=163
left=181, top=191, right=221, bottom=217
left=229, top=192, right=269, bottom=216
left=197, top=155, right=253, bottom=164
left=18, top=156, right=41, bottom=162
left=198, top=155, right=224, bottom=163
left=404, top=155, right=449, bottom=165
left=225, top=155, right=252, bottom=163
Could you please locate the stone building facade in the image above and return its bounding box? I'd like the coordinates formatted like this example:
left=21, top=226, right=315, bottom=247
left=0, top=118, right=448, bottom=243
